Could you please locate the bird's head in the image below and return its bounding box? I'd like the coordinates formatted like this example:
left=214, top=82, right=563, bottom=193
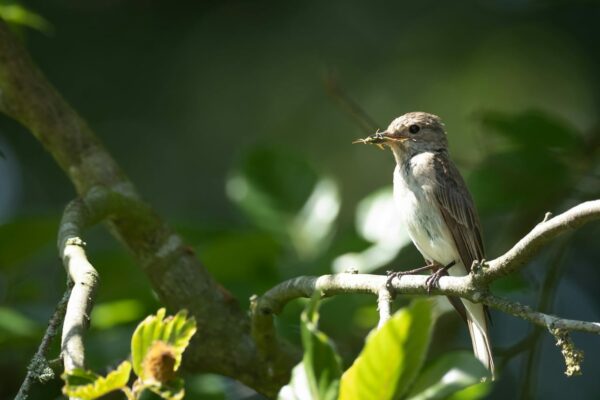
left=354, top=112, right=448, bottom=156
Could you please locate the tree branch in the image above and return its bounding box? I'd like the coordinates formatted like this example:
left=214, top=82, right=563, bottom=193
left=479, top=200, right=600, bottom=283
left=15, top=290, right=70, bottom=400
left=252, top=200, right=600, bottom=376
left=377, top=287, right=393, bottom=329
left=0, top=20, right=296, bottom=397
left=58, top=197, right=102, bottom=373
left=253, top=273, right=599, bottom=333
left=2, top=13, right=599, bottom=396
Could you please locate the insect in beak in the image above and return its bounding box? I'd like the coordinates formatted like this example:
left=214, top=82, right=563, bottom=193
left=352, top=130, right=405, bottom=149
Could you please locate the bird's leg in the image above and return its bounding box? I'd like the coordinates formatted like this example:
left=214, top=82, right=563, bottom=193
left=386, top=261, right=436, bottom=291
left=425, top=260, right=456, bottom=293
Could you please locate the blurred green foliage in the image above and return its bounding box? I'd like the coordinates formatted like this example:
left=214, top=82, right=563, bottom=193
left=0, top=0, right=599, bottom=399
left=279, top=295, right=342, bottom=400
left=281, top=297, right=489, bottom=400
left=0, top=0, right=52, bottom=34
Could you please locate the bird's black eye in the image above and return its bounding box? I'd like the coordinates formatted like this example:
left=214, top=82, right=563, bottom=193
left=408, top=124, right=420, bottom=134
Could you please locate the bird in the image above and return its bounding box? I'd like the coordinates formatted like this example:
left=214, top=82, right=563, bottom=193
left=354, top=111, right=495, bottom=379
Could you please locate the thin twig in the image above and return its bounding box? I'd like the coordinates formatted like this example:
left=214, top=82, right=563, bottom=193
left=324, top=70, right=380, bottom=134
left=15, top=289, right=71, bottom=400
left=480, top=200, right=600, bottom=283
left=251, top=201, right=600, bottom=376
left=377, top=287, right=393, bottom=329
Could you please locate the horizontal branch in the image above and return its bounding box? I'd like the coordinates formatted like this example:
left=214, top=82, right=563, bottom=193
left=253, top=273, right=600, bottom=335
left=252, top=199, right=600, bottom=377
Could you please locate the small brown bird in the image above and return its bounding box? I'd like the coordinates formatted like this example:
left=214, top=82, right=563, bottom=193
left=355, top=112, right=495, bottom=379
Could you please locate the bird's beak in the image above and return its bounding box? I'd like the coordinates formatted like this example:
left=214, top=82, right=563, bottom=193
left=352, top=130, right=408, bottom=147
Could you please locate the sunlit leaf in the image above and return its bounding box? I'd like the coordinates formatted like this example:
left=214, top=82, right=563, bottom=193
left=339, top=299, right=433, bottom=400
left=278, top=294, right=342, bottom=400
left=446, top=381, right=492, bottom=400
left=290, top=178, right=340, bottom=258
left=227, top=147, right=339, bottom=258
left=131, top=308, right=197, bottom=381
left=333, top=187, right=411, bottom=273
left=279, top=362, right=314, bottom=400
left=406, top=352, right=490, bottom=400
left=0, top=3, right=52, bottom=34
left=0, top=306, right=38, bottom=339
left=62, top=361, right=131, bottom=399
left=355, top=186, right=404, bottom=244
left=227, top=147, right=318, bottom=223
left=91, top=299, right=145, bottom=329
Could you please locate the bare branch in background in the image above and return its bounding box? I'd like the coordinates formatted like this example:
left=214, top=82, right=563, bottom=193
left=324, top=70, right=380, bottom=134
left=15, top=290, right=70, bottom=400
left=0, top=20, right=296, bottom=398
left=2, top=10, right=600, bottom=397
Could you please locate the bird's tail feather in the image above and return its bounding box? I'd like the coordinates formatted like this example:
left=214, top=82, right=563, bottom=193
left=463, top=300, right=495, bottom=380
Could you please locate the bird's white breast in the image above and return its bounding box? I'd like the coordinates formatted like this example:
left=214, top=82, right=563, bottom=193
left=392, top=153, right=458, bottom=268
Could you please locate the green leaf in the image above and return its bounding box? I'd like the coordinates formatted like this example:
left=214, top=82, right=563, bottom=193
left=468, top=149, right=570, bottom=214
left=0, top=306, right=39, bottom=340
left=289, top=178, right=340, bottom=258
left=478, top=109, right=584, bottom=152
left=62, top=361, right=131, bottom=399
left=278, top=294, right=342, bottom=400
left=138, top=378, right=185, bottom=400
left=200, top=231, right=280, bottom=282
left=446, top=381, right=492, bottom=400
left=0, top=3, right=53, bottom=34
left=333, top=186, right=411, bottom=273
left=131, top=308, right=197, bottom=381
left=228, top=147, right=319, bottom=218
left=339, top=299, right=434, bottom=400
left=472, top=110, right=584, bottom=216
left=406, top=352, right=490, bottom=400
left=91, top=299, right=145, bottom=329
left=226, top=147, right=340, bottom=258
left=0, top=215, right=59, bottom=269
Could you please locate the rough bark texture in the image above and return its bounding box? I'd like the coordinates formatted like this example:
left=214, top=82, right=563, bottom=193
left=0, top=21, right=296, bottom=397
left=3, top=18, right=600, bottom=398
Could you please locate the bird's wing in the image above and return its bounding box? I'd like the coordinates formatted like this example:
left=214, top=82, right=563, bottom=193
left=432, top=152, right=485, bottom=272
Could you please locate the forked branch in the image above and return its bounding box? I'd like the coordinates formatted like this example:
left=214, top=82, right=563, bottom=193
left=252, top=200, right=600, bottom=375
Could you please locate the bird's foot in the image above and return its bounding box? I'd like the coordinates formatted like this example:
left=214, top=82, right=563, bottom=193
left=425, top=269, right=445, bottom=294
left=424, top=260, right=456, bottom=294
left=386, top=264, right=436, bottom=291
left=386, top=270, right=403, bottom=290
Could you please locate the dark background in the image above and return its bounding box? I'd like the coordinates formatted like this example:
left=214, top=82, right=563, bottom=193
left=1, top=0, right=599, bottom=398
